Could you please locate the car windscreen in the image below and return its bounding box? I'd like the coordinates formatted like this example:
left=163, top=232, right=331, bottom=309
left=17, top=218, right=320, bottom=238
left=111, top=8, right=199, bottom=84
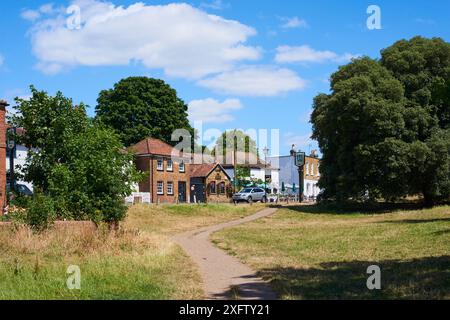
left=240, top=189, right=253, bottom=193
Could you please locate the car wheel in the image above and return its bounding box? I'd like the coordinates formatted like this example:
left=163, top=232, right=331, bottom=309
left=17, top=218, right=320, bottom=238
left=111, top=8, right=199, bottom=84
left=261, top=196, right=267, bottom=203
left=247, top=197, right=253, bottom=204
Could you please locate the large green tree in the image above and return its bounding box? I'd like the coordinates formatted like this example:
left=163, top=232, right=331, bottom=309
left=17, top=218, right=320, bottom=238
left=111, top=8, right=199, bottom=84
left=95, top=77, right=193, bottom=147
left=311, top=37, right=450, bottom=206
left=214, top=130, right=258, bottom=158
left=11, top=87, right=141, bottom=223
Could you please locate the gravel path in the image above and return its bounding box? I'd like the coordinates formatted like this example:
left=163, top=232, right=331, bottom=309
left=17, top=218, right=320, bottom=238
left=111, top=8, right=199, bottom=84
left=172, top=207, right=278, bottom=300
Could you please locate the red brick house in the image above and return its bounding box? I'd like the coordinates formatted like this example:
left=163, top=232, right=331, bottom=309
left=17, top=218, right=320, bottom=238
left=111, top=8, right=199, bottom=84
left=129, top=138, right=231, bottom=204
left=0, top=100, right=8, bottom=212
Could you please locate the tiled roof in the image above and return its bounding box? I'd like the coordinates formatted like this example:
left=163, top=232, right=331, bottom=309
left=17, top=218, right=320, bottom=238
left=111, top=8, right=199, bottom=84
left=189, top=163, right=218, bottom=178
left=129, top=138, right=181, bottom=157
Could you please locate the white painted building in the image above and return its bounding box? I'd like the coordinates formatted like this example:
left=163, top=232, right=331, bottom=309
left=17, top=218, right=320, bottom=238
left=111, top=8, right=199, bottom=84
left=267, top=150, right=321, bottom=199
left=6, top=144, right=33, bottom=191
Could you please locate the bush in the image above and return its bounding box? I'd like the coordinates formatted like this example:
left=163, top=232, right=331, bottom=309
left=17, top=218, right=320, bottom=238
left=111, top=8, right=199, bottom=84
left=25, top=193, right=56, bottom=232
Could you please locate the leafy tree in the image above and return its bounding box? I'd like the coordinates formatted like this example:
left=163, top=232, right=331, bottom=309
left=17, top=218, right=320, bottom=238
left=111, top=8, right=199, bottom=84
left=10, top=86, right=88, bottom=192
left=311, top=37, right=450, bottom=206
left=10, top=87, right=141, bottom=224
left=95, top=77, right=193, bottom=147
left=214, top=130, right=258, bottom=159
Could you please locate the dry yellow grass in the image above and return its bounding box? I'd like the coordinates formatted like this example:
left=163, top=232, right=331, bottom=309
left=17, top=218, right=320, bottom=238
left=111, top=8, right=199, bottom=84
left=124, top=203, right=265, bottom=236
left=0, top=203, right=264, bottom=299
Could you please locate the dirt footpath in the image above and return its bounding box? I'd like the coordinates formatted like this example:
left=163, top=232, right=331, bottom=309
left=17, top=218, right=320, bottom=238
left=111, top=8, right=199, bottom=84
left=172, top=207, right=278, bottom=300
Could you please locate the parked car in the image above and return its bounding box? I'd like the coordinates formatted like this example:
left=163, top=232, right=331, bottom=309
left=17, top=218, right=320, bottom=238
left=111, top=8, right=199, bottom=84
left=6, top=184, right=33, bottom=197
left=232, top=187, right=267, bottom=203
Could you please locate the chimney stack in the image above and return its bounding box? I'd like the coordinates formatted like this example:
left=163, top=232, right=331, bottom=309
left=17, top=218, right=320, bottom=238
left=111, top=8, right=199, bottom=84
left=290, top=144, right=296, bottom=156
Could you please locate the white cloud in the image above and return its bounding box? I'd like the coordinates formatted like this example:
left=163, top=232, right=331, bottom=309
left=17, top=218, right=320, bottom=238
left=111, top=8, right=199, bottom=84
left=200, top=0, right=229, bottom=10
left=189, top=98, right=242, bottom=123
left=197, top=66, right=306, bottom=96
left=21, top=3, right=57, bottom=21
left=21, top=9, right=41, bottom=21
left=275, top=45, right=359, bottom=64
left=284, top=132, right=315, bottom=150
left=25, top=0, right=261, bottom=78
left=280, top=16, right=308, bottom=29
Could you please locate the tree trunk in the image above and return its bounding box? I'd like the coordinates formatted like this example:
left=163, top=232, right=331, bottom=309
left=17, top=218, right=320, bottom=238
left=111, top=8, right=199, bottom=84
left=423, top=192, right=435, bottom=208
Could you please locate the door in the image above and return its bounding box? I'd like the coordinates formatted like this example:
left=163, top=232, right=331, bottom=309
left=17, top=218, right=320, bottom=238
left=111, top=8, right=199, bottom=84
left=190, top=183, right=206, bottom=203
left=178, top=182, right=187, bottom=203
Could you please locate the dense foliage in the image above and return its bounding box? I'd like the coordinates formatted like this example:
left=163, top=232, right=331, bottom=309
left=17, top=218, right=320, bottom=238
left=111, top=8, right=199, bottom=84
left=311, top=37, right=450, bottom=206
left=95, top=77, right=193, bottom=147
left=10, top=87, right=141, bottom=225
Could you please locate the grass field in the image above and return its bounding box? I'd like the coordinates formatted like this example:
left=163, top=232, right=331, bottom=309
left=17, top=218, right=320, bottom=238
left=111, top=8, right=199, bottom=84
left=0, top=203, right=262, bottom=300
left=211, top=204, right=450, bottom=299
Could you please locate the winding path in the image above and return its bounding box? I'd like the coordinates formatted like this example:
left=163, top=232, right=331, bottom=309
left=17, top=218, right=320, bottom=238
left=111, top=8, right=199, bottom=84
left=172, top=207, right=278, bottom=300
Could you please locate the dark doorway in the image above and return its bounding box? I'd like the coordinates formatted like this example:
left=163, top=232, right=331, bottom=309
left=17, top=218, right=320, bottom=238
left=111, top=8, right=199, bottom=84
left=178, top=181, right=187, bottom=203
left=190, top=182, right=206, bottom=203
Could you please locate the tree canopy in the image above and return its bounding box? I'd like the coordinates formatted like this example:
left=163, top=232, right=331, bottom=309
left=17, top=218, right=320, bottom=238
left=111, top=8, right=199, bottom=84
left=214, top=130, right=258, bottom=157
left=311, top=36, right=450, bottom=206
left=95, top=76, right=194, bottom=147
left=10, top=86, right=141, bottom=223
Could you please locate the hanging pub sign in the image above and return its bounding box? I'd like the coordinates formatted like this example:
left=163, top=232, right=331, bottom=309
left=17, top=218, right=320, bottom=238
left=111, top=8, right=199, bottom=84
left=295, top=151, right=306, bottom=167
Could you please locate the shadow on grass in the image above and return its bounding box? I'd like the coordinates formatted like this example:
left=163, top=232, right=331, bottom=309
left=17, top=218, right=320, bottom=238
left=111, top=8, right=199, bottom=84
left=280, top=201, right=439, bottom=216
left=433, top=229, right=450, bottom=236
left=381, top=217, right=450, bottom=224
left=259, top=255, right=450, bottom=299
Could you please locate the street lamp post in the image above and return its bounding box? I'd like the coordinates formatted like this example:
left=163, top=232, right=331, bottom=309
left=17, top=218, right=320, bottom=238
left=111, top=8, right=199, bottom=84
left=263, top=146, right=269, bottom=193
left=7, top=127, right=16, bottom=194
left=294, top=150, right=306, bottom=203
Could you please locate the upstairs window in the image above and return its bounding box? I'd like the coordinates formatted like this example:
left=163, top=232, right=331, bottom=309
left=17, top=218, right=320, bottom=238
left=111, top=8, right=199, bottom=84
left=157, top=158, right=164, bottom=171
left=167, top=159, right=173, bottom=172
left=179, top=161, right=185, bottom=173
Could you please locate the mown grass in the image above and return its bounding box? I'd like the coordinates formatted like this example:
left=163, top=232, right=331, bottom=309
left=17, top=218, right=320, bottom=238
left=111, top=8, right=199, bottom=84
left=0, top=203, right=263, bottom=300
left=211, top=205, right=450, bottom=299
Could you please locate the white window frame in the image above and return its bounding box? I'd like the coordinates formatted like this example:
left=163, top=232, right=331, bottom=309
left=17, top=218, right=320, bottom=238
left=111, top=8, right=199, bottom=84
left=179, top=161, right=185, bottom=173
left=167, top=181, right=174, bottom=195
left=157, top=181, right=164, bottom=195
left=305, top=162, right=310, bottom=175
left=157, top=158, right=164, bottom=171
left=167, top=159, right=173, bottom=172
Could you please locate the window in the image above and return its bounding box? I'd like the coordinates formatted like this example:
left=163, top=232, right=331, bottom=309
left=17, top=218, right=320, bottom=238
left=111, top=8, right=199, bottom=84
left=209, top=181, right=216, bottom=194
left=167, top=182, right=174, bottom=195
left=179, top=161, right=185, bottom=173
left=305, top=162, right=309, bottom=175
left=218, top=182, right=226, bottom=194
left=157, top=158, right=164, bottom=171
left=317, top=164, right=320, bottom=176
left=167, top=159, right=173, bottom=172
left=310, top=163, right=314, bottom=176
left=157, top=181, right=164, bottom=195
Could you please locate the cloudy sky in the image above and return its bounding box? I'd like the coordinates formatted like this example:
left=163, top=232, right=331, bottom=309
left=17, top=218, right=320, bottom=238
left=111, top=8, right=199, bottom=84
left=1, top=0, right=449, bottom=155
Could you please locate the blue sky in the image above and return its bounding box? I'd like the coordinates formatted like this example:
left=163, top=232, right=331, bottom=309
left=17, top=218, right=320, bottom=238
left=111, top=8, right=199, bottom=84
left=1, top=0, right=449, bottom=155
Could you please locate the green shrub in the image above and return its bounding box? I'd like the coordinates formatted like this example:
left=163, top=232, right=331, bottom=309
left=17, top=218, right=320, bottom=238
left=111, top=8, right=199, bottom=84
left=25, top=193, right=56, bottom=232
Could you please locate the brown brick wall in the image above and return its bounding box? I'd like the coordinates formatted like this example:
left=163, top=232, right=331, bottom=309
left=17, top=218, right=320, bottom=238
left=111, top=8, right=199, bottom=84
left=135, top=155, right=190, bottom=204
left=304, top=156, right=320, bottom=181
left=205, top=168, right=230, bottom=203
left=0, top=106, right=6, bottom=212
